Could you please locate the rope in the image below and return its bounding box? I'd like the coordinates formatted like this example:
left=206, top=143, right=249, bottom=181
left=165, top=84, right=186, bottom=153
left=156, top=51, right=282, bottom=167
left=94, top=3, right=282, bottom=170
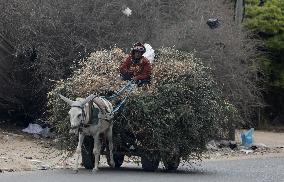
left=106, top=81, right=134, bottom=100
left=112, top=97, right=127, bottom=113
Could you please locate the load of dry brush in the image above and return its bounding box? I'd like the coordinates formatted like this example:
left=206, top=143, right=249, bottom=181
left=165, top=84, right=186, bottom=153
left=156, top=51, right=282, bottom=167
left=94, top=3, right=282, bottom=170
left=48, top=47, right=238, bottom=161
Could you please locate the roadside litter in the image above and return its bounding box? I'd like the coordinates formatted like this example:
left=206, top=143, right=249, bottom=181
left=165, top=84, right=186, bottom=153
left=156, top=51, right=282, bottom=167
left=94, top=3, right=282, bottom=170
left=206, top=133, right=275, bottom=157
left=122, top=7, right=132, bottom=16
left=143, top=43, right=155, bottom=63
left=22, top=123, right=55, bottom=138
left=240, top=149, right=254, bottom=154
left=22, top=123, right=43, bottom=134
left=38, top=164, right=50, bottom=170
left=241, top=128, right=254, bottom=148
left=206, top=140, right=238, bottom=150
left=207, top=18, right=220, bottom=29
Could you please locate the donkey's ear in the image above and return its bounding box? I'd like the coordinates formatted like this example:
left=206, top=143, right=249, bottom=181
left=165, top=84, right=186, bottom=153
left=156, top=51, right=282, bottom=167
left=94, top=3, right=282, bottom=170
left=81, top=94, right=96, bottom=105
left=58, top=94, right=74, bottom=106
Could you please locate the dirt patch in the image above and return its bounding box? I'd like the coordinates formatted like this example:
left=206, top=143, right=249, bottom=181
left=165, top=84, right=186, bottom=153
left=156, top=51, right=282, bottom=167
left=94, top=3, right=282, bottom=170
left=0, top=127, right=122, bottom=173
left=235, top=130, right=284, bottom=147
left=250, top=131, right=284, bottom=147
left=0, top=128, right=71, bottom=172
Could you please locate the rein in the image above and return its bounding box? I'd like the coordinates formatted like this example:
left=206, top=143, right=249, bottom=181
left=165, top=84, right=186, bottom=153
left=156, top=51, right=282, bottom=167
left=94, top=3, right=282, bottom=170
left=104, top=80, right=136, bottom=114
left=69, top=81, right=135, bottom=131
left=106, top=80, right=135, bottom=100
left=70, top=97, right=113, bottom=131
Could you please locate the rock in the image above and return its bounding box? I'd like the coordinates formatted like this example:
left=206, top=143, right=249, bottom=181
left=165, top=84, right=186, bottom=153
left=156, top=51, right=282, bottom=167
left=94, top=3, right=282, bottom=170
left=39, top=127, right=55, bottom=138
left=7, top=169, right=14, bottom=172
left=240, top=149, right=254, bottom=154
left=33, top=134, right=40, bottom=139
left=251, top=145, right=258, bottom=150
left=215, top=152, right=221, bottom=157
left=207, top=140, right=218, bottom=150
left=208, top=140, right=216, bottom=146
left=229, top=141, right=238, bottom=150
left=38, top=165, right=50, bottom=170
left=218, top=140, right=232, bottom=148
left=207, top=143, right=218, bottom=150
left=254, top=143, right=267, bottom=148
left=30, top=159, right=43, bottom=163
left=25, top=156, right=33, bottom=159
left=4, top=135, right=9, bottom=141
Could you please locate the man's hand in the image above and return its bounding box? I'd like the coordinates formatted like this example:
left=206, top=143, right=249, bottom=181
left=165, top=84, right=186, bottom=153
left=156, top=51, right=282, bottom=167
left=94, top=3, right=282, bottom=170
left=129, top=66, right=136, bottom=74
left=131, top=78, right=142, bottom=85
left=130, top=79, right=137, bottom=84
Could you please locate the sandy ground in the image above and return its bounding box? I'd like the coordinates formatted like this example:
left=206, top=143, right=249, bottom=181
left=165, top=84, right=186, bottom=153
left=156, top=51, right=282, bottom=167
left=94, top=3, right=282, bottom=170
left=0, top=129, right=68, bottom=172
left=0, top=128, right=284, bottom=173
left=248, top=131, right=284, bottom=147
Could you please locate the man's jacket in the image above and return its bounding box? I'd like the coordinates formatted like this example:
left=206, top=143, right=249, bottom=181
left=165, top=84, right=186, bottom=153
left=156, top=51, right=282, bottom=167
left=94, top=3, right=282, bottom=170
left=119, top=55, right=152, bottom=80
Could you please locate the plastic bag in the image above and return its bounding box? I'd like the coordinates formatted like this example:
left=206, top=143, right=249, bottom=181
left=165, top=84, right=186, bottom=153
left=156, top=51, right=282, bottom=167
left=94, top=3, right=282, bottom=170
left=241, top=128, right=254, bottom=148
left=22, top=123, right=43, bottom=134
left=143, top=43, right=155, bottom=63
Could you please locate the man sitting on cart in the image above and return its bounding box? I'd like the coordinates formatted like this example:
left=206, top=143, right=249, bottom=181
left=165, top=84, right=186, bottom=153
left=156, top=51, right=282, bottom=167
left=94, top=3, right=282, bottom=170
left=119, top=42, right=152, bottom=87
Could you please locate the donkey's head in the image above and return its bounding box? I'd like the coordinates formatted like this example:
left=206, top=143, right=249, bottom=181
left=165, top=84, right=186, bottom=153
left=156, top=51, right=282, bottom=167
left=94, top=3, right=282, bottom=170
left=59, top=94, right=96, bottom=130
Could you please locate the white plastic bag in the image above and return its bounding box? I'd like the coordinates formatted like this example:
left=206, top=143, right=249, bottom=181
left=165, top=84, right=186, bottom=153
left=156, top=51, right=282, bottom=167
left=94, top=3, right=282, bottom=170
left=22, top=123, right=43, bottom=134
left=143, top=43, right=155, bottom=63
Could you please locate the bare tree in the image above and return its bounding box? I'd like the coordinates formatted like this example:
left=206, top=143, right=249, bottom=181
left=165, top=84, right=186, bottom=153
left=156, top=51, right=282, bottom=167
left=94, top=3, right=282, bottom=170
left=0, top=0, right=261, bottom=126
left=152, top=0, right=262, bottom=126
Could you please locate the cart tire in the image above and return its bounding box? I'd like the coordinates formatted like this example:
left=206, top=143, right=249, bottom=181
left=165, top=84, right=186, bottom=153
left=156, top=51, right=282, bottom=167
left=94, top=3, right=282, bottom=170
left=141, top=153, right=160, bottom=171
left=107, top=153, right=125, bottom=168
left=81, top=136, right=94, bottom=169
left=163, top=156, right=180, bottom=171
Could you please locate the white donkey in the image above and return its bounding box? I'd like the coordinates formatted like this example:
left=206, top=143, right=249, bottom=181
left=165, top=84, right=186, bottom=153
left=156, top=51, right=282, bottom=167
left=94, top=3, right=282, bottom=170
left=59, top=94, right=115, bottom=172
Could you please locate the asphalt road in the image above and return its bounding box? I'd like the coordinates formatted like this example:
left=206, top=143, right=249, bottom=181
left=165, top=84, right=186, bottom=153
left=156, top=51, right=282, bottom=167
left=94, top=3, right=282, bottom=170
left=1, top=156, right=284, bottom=182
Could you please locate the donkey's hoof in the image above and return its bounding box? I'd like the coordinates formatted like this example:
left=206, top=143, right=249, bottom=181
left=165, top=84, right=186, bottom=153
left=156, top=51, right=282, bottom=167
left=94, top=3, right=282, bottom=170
left=110, top=161, right=115, bottom=168
left=72, top=169, right=79, bottom=174
left=92, top=168, right=99, bottom=173
left=75, top=148, right=81, bottom=154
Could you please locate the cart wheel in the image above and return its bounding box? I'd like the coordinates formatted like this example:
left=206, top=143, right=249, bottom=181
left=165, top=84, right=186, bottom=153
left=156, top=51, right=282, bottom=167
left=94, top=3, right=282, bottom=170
left=163, top=156, right=180, bottom=171
left=107, top=153, right=125, bottom=168
left=81, top=136, right=94, bottom=169
left=141, top=152, right=160, bottom=171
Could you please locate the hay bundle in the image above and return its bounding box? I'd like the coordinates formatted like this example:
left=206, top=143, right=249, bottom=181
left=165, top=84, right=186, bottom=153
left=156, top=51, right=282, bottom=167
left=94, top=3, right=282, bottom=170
left=48, top=47, right=238, bottom=160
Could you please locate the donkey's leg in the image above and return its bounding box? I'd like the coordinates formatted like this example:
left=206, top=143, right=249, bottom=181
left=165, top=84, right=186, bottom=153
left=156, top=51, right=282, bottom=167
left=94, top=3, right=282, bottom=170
left=106, top=125, right=115, bottom=167
left=93, top=134, right=101, bottom=172
left=74, top=132, right=85, bottom=172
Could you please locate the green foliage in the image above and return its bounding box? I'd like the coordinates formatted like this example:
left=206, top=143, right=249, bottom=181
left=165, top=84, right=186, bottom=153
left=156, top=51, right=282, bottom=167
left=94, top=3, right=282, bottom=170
left=267, top=33, right=284, bottom=54
left=245, top=0, right=284, bottom=55
left=48, top=48, right=239, bottom=160
left=244, top=0, right=284, bottom=121
left=245, top=0, right=284, bottom=35
left=245, top=0, right=284, bottom=82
